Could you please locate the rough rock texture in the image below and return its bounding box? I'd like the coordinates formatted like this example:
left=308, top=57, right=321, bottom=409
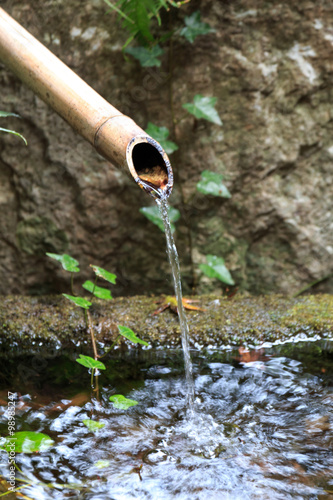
left=0, top=294, right=332, bottom=355
left=0, top=0, right=333, bottom=296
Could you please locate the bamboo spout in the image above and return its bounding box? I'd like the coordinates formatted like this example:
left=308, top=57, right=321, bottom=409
left=0, top=8, right=173, bottom=198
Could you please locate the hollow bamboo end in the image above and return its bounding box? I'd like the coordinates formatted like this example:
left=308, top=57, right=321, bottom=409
left=126, top=136, right=173, bottom=199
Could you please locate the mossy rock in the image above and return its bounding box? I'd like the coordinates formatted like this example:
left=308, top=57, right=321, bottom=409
left=0, top=294, right=332, bottom=357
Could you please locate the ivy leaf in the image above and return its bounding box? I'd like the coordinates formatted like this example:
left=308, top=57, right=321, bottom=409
left=63, top=294, right=92, bottom=310
left=109, top=394, right=138, bottom=409
left=197, top=170, right=231, bottom=198
left=199, top=255, right=235, bottom=285
left=90, top=265, right=116, bottom=284
left=46, top=253, right=80, bottom=273
left=145, top=122, right=178, bottom=155
left=124, top=45, right=164, bottom=67
left=140, top=205, right=180, bottom=233
left=0, top=127, right=27, bottom=145
left=3, top=431, right=54, bottom=454
left=83, top=419, right=105, bottom=432
left=118, top=325, right=149, bottom=346
left=182, top=94, right=222, bottom=126
left=76, top=354, right=106, bottom=370
left=82, top=280, right=113, bottom=300
left=180, top=11, right=216, bottom=43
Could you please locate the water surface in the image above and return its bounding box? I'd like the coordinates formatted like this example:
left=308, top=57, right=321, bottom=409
left=0, top=341, right=332, bottom=499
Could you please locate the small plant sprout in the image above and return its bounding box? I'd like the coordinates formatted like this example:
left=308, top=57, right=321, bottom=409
left=46, top=253, right=149, bottom=401
left=46, top=253, right=117, bottom=387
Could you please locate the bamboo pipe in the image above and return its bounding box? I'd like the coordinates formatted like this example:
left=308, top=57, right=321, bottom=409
left=0, top=8, right=173, bottom=198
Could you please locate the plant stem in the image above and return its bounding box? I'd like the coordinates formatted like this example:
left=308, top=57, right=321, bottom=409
left=0, top=483, right=34, bottom=498
left=292, top=273, right=332, bottom=297
left=70, top=273, right=75, bottom=296
left=84, top=309, right=99, bottom=360
left=99, top=334, right=121, bottom=358
left=90, top=275, right=98, bottom=299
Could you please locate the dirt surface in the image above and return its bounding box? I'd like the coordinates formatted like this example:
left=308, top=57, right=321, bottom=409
left=0, top=0, right=333, bottom=297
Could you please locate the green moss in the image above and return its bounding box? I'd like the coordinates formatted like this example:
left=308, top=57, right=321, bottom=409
left=0, top=294, right=332, bottom=356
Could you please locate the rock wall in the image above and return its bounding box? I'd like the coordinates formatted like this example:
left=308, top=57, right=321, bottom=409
left=0, top=0, right=332, bottom=296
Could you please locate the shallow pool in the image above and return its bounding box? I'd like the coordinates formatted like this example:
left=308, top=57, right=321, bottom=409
left=0, top=341, right=332, bottom=499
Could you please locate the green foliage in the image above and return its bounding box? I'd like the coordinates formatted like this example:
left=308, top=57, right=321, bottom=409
left=180, top=11, right=215, bottom=43
left=145, top=122, right=178, bottom=154
left=63, top=294, right=92, bottom=309
left=90, top=265, right=117, bottom=284
left=0, top=111, right=27, bottom=145
left=82, top=280, right=113, bottom=300
left=196, top=170, right=231, bottom=198
left=182, top=95, right=223, bottom=126
left=104, top=0, right=178, bottom=45
left=76, top=354, right=106, bottom=370
left=199, top=255, right=235, bottom=286
left=46, top=253, right=80, bottom=273
left=109, top=394, right=138, bottom=409
left=125, top=45, right=164, bottom=66
left=118, top=325, right=149, bottom=345
left=140, top=205, right=180, bottom=233
left=3, top=431, right=54, bottom=453
left=83, top=419, right=105, bottom=432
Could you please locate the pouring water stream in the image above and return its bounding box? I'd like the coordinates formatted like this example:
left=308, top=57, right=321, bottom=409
left=156, top=195, right=195, bottom=411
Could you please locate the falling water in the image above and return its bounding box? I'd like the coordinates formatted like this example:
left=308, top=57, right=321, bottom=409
left=156, top=195, right=195, bottom=410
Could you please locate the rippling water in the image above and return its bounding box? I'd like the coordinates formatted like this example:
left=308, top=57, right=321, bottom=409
left=0, top=342, right=332, bottom=499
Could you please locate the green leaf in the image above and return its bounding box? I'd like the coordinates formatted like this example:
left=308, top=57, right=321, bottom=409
left=182, top=94, right=222, bottom=126
left=140, top=205, right=180, bottom=233
left=0, top=127, right=27, bottom=145
left=76, top=354, right=106, bottom=370
left=0, top=111, right=20, bottom=118
left=83, top=419, right=105, bottom=432
left=109, top=394, right=138, bottom=409
left=94, top=459, right=110, bottom=469
left=145, top=122, right=178, bottom=155
left=63, top=294, right=92, bottom=310
left=196, top=170, right=231, bottom=198
left=180, top=11, right=215, bottom=43
left=46, top=253, right=80, bottom=273
left=3, top=431, right=54, bottom=454
left=199, top=255, right=235, bottom=285
left=118, top=325, right=149, bottom=346
left=90, top=265, right=116, bottom=284
left=124, top=45, right=164, bottom=67
left=82, top=280, right=113, bottom=300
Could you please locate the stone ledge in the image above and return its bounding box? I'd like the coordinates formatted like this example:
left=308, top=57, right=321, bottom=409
left=0, top=294, right=332, bottom=356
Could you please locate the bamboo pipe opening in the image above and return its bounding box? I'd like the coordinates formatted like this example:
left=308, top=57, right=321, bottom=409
left=126, top=136, right=173, bottom=198
left=0, top=8, right=174, bottom=199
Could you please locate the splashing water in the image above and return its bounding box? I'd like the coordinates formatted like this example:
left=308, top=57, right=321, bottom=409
left=156, top=196, right=195, bottom=410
